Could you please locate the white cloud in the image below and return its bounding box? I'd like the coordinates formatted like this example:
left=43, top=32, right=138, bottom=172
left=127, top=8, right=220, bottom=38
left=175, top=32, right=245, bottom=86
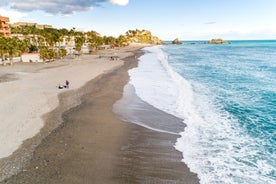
left=0, top=8, right=27, bottom=23
left=44, top=13, right=54, bottom=17
left=109, top=0, right=129, bottom=6
left=0, top=0, right=129, bottom=15
left=204, top=22, right=216, bottom=25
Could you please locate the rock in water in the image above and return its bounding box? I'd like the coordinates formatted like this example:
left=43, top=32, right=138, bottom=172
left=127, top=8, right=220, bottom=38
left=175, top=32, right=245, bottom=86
left=172, top=38, right=182, bottom=44
left=208, top=38, right=229, bottom=44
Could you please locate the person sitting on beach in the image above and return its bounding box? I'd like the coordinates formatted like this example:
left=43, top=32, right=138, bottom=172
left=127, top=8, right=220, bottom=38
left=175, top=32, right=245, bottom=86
left=65, top=80, right=70, bottom=88
left=58, top=84, right=63, bottom=89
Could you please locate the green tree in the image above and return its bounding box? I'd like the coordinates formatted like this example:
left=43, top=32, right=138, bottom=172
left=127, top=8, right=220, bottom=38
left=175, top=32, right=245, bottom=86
left=39, top=46, right=57, bottom=62
left=59, top=48, right=67, bottom=58
left=69, top=27, right=76, bottom=36
left=103, top=36, right=116, bottom=45
left=37, top=36, right=46, bottom=47
left=5, top=37, right=26, bottom=65
left=39, top=46, right=48, bottom=62
left=48, top=49, right=57, bottom=61
left=0, top=36, right=7, bottom=66
left=42, top=28, right=62, bottom=47
left=116, top=35, right=128, bottom=47
left=75, top=36, right=85, bottom=53
left=29, top=45, right=38, bottom=53
left=87, top=31, right=104, bottom=51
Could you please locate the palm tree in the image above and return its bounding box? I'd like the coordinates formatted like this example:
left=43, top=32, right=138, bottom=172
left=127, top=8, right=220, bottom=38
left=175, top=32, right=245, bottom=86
left=69, top=27, right=76, bottom=36
left=103, top=36, right=116, bottom=46
left=87, top=32, right=104, bottom=51
left=5, top=37, right=25, bottom=65
left=0, top=36, right=7, bottom=66
left=5, top=37, right=17, bottom=65
left=39, top=46, right=56, bottom=62
left=37, top=35, right=46, bottom=47
left=39, top=46, right=48, bottom=62
left=116, top=35, right=128, bottom=47
left=59, top=48, right=67, bottom=58
left=75, top=35, right=85, bottom=53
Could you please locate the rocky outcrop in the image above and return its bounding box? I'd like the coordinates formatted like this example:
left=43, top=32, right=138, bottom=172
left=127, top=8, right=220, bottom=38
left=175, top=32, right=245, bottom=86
left=172, top=38, right=182, bottom=44
left=208, top=38, right=229, bottom=44
left=125, top=29, right=163, bottom=45
left=151, top=36, right=163, bottom=45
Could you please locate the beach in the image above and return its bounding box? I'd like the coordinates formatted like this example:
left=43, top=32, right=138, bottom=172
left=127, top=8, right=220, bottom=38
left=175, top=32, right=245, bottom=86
left=0, top=45, right=199, bottom=184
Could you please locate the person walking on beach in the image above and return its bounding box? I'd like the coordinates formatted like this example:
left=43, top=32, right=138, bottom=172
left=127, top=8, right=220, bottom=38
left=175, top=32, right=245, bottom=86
left=66, top=80, right=70, bottom=88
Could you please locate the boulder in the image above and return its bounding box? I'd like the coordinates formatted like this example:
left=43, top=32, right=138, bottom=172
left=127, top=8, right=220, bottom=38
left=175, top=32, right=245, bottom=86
left=172, top=38, right=182, bottom=44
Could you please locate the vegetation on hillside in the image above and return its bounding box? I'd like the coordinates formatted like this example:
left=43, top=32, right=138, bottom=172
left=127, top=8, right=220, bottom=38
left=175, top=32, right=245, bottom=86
left=0, top=26, right=162, bottom=65
left=125, top=29, right=163, bottom=44
left=0, top=36, right=28, bottom=65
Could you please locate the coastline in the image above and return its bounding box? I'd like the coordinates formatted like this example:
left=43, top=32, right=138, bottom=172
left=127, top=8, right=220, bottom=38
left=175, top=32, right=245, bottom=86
left=1, top=45, right=199, bottom=183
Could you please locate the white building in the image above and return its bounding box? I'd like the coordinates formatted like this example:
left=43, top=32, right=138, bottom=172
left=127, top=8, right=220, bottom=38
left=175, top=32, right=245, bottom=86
left=21, top=53, right=43, bottom=63
left=97, top=45, right=111, bottom=50
left=81, top=45, right=90, bottom=54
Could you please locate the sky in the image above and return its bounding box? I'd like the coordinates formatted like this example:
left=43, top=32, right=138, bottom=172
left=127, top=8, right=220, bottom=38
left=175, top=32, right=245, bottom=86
left=0, top=0, right=275, bottom=40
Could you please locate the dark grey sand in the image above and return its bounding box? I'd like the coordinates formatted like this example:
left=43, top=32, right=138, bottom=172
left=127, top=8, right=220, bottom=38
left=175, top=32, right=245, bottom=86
left=1, top=49, right=199, bottom=184
left=113, top=83, right=186, bottom=135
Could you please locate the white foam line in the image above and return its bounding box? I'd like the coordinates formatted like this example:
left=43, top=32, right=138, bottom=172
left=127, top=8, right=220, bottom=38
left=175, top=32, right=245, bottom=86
left=121, top=117, right=180, bottom=135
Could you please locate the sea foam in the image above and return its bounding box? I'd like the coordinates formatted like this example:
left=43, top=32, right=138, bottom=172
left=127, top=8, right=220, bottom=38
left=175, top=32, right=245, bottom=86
left=128, top=45, right=276, bottom=184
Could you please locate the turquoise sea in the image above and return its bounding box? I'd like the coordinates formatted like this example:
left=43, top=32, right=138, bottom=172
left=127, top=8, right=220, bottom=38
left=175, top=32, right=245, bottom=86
left=127, top=40, right=276, bottom=184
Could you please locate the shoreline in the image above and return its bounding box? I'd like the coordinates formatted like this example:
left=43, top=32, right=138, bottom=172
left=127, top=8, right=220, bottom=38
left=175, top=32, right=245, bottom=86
left=1, top=46, right=199, bottom=183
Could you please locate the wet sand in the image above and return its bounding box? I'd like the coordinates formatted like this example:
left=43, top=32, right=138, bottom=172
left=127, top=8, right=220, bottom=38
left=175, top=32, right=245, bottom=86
left=2, top=49, right=199, bottom=184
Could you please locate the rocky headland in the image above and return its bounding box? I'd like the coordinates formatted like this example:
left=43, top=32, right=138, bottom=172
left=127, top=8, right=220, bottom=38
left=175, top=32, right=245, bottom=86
left=125, top=29, right=163, bottom=45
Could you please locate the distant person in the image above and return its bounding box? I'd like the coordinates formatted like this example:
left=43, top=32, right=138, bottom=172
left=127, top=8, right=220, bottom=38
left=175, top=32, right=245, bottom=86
left=58, top=84, right=63, bottom=89
left=66, top=80, right=70, bottom=88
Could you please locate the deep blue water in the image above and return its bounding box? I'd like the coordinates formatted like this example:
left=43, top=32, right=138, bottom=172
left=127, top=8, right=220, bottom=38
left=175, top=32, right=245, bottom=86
left=167, top=40, right=276, bottom=143
left=128, top=40, right=276, bottom=183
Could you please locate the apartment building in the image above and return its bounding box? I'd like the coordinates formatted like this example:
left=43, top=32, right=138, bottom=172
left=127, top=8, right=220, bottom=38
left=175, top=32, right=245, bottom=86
left=11, top=22, right=52, bottom=29
left=0, top=16, right=11, bottom=37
